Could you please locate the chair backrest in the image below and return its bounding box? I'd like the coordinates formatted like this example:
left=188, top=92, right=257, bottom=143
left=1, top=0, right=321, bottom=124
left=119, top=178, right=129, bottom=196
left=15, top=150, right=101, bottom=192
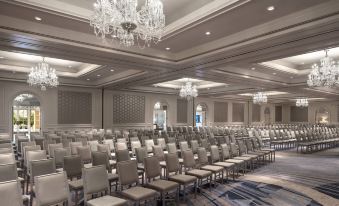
left=77, top=146, right=92, bottom=163
left=48, top=143, right=63, bottom=158
left=157, top=138, right=166, bottom=150
left=166, top=143, right=177, bottom=154
left=24, top=145, right=41, bottom=166
left=190, top=140, right=199, bottom=154
left=102, top=139, right=114, bottom=151
left=179, top=141, right=189, bottom=152
left=31, top=159, right=56, bottom=183
left=210, top=145, right=220, bottom=163
left=165, top=153, right=180, bottom=175
left=144, top=139, right=155, bottom=153
left=116, top=149, right=130, bottom=162
left=83, top=165, right=109, bottom=199
left=0, top=153, right=15, bottom=164
left=0, top=180, right=23, bottom=206
left=144, top=156, right=161, bottom=180
left=197, top=147, right=209, bottom=165
left=135, top=147, right=147, bottom=164
left=0, top=143, right=12, bottom=149
left=70, top=142, right=83, bottom=155
left=229, top=143, right=239, bottom=157
left=54, top=148, right=71, bottom=168
left=152, top=145, right=164, bottom=161
left=117, top=160, right=139, bottom=186
left=0, top=148, right=12, bottom=154
left=115, top=142, right=128, bottom=151
left=88, top=140, right=99, bottom=152
left=220, top=144, right=231, bottom=160
left=21, top=141, right=36, bottom=155
left=34, top=172, right=70, bottom=206
left=63, top=155, right=82, bottom=179
left=0, top=163, right=18, bottom=182
left=92, top=151, right=110, bottom=171
left=97, top=144, right=111, bottom=158
left=182, top=150, right=196, bottom=169
left=131, top=140, right=141, bottom=156
left=27, top=150, right=47, bottom=174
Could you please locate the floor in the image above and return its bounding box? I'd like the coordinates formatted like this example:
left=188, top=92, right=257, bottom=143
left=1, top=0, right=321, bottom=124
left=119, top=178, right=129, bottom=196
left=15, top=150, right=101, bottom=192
left=185, top=148, right=339, bottom=206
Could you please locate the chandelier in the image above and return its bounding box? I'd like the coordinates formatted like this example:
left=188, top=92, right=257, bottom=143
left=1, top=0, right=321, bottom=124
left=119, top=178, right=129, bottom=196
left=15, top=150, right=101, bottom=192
left=14, top=94, right=33, bottom=102
left=253, top=92, right=267, bottom=104
left=90, top=0, right=165, bottom=48
left=296, top=98, right=308, bottom=107
left=27, top=58, right=59, bottom=91
left=307, top=50, right=339, bottom=87
left=179, top=80, right=198, bottom=100
left=154, top=102, right=161, bottom=110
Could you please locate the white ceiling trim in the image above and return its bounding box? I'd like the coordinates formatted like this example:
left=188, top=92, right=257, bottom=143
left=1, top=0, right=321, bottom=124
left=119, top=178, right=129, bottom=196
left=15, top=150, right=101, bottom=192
left=0, top=63, right=100, bottom=77
left=259, top=62, right=311, bottom=75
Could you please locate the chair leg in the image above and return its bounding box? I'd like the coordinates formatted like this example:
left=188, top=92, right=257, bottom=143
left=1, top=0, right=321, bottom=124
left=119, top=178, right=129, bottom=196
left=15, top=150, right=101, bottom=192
left=194, top=181, right=197, bottom=198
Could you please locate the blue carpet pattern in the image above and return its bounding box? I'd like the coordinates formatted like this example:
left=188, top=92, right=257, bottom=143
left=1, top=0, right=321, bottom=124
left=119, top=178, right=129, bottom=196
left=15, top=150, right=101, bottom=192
left=186, top=180, right=322, bottom=206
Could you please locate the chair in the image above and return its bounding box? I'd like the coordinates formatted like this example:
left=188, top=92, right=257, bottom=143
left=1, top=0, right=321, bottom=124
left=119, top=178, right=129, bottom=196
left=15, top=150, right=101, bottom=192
left=54, top=148, right=71, bottom=168
left=34, top=172, right=70, bottom=206
left=157, top=138, right=166, bottom=150
left=0, top=153, right=16, bottom=164
left=0, top=142, right=12, bottom=149
left=115, top=142, right=128, bottom=151
left=23, top=145, right=41, bottom=168
left=117, top=160, right=158, bottom=205
left=83, top=166, right=127, bottom=206
left=64, top=156, right=83, bottom=206
left=190, top=140, right=199, bottom=154
left=47, top=143, right=63, bottom=158
left=197, top=147, right=224, bottom=185
left=182, top=150, right=212, bottom=190
left=221, top=144, right=246, bottom=176
left=0, top=148, right=12, bottom=154
left=0, top=180, right=23, bottom=206
left=165, top=153, right=197, bottom=201
left=70, top=142, right=83, bottom=155
left=144, top=139, right=155, bottom=154
left=88, top=140, right=99, bottom=152
left=116, top=150, right=130, bottom=162
left=210, top=145, right=235, bottom=180
left=131, top=141, right=141, bottom=156
left=77, top=146, right=92, bottom=164
left=144, top=156, right=179, bottom=205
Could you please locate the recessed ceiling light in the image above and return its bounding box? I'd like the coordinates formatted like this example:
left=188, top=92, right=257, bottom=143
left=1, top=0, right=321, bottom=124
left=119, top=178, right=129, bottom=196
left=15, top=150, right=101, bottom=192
left=273, top=72, right=277, bottom=75
left=110, top=69, right=114, bottom=72
left=86, top=78, right=90, bottom=81
left=205, top=31, right=211, bottom=35
left=267, top=6, right=275, bottom=11
left=165, top=47, right=170, bottom=50
left=35, top=16, right=42, bottom=21
left=244, top=75, right=250, bottom=78
left=251, top=67, right=256, bottom=70
left=97, top=74, right=101, bottom=77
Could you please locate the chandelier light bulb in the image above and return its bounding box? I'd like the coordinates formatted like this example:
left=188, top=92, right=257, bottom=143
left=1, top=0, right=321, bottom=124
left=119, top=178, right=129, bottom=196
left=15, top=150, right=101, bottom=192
left=296, top=98, right=308, bottom=107
left=253, top=92, right=267, bottom=104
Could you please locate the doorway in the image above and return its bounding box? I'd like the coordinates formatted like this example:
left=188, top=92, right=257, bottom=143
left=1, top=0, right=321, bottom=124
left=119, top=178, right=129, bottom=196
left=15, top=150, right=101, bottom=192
left=196, top=103, right=207, bottom=127
left=12, top=93, right=41, bottom=139
left=153, top=102, right=168, bottom=130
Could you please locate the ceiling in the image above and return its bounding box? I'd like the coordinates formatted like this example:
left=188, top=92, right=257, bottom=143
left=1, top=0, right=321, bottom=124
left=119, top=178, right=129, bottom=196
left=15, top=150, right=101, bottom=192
left=0, top=0, right=339, bottom=103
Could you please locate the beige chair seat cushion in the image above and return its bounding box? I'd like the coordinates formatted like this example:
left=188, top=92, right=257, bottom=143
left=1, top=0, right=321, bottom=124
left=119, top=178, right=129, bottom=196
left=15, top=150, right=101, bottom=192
left=121, top=186, right=157, bottom=201
left=200, top=165, right=223, bottom=173
left=186, top=169, right=212, bottom=178
left=225, top=159, right=245, bottom=164
left=69, top=179, right=83, bottom=190
left=146, top=180, right=179, bottom=192
left=261, top=148, right=275, bottom=152
left=242, top=154, right=259, bottom=158
left=137, top=164, right=144, bottom=171
left=168, top=174, right=197, bottom=185
left=108, top=173, right=119, bottom=181
left=213, top=162, right=235, bottom=168
left=234, top=156, right=252, bottom=161
left=109, top=160, right=116, bottom=166
left=87, top=195, right=127, bottom=206
left=159, top=161, right=166, bottom=167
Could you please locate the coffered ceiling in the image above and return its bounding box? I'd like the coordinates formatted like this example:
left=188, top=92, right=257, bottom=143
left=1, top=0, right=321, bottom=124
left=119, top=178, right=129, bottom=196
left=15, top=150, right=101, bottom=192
left=0, top=0, right=339, bottom=103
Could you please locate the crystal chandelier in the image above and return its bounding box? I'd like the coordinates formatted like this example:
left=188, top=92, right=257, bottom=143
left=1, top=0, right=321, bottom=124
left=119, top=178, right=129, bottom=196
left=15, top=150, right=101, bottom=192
left=179, top=80, right=198, bottom=100
left=296, top=98, right=308, bottom=107
left=27, top=58, right=59, bottom=91
left=154, top=102, right=161, bottom=110
left=90, top=0, right=165, bottom=48
left=307, top=50, right=339, bottom=87
left=253, top=92, right=267, bottom=104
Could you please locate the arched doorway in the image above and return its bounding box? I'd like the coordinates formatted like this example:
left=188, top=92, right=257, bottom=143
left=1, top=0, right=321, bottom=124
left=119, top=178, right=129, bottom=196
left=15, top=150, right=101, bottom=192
left=196, top=103, right=207, bottom=127
left=153, top=101, right=168, bottom=130
left=12, top=93, right=41, bottom=138
left=315, top=107, right=330, bottom=124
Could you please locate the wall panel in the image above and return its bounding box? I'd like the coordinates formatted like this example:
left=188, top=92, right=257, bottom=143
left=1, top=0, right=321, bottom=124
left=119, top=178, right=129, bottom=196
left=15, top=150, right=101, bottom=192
left=214, top=102, right=228, bottom=122
left=177, top=99, right=188, bottom=123
left=113, top=94, right=145, bottom=124
left=252, top=104, right=261, bottom=122
left=290, top=106, right=308, bottom=122
left=232, top=103, right=244, bottom=122
left=275, top=105, right=282, bottom=122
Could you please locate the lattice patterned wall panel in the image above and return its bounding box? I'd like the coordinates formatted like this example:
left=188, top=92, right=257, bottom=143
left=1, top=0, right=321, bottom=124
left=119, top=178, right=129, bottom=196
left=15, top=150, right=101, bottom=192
left=275, top=105, right=282, bottom=122
left=290, top=106, right=308, bottom=122
left=214, top=102, right=228, bottom=122
left=177, top=99, right=188, bottom=123
left=232, top=103, right=244, bottom=122
left=58, top=91, right=92, bottom=124
left=113, top=94, right=145, bottom=124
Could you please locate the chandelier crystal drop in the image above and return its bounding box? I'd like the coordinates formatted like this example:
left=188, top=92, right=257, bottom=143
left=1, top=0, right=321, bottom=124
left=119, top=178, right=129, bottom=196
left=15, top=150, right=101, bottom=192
left=179, top=80, right=198, bottom=100
left=253, top=92, right=268, bottom=104
left=27, top=58, right=59, bottom=91
left=307, top=50, right=339, bottom=87
left=296, top=98, right=309, bottom=107
left=90, top=0, right=165, bottom=48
